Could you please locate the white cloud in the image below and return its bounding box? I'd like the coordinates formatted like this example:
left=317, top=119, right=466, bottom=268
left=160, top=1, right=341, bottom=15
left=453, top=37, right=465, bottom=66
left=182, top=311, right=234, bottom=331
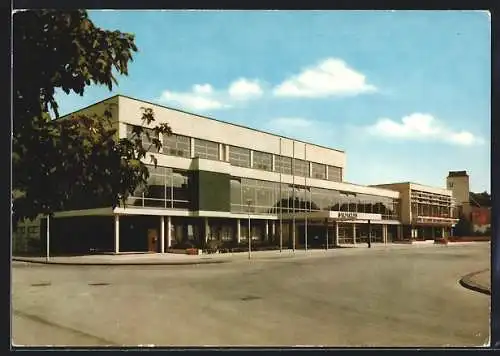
left=157, top=78, right=263, bottom=112
left=273, top=58, right=377, bottom=98
left=366, top=113, right=485, bottom=146
left=158, top=86, right=229, bottom=111
left=192, top=84, right=213, bottom=94
left=228, top=78, right=263, bottom=100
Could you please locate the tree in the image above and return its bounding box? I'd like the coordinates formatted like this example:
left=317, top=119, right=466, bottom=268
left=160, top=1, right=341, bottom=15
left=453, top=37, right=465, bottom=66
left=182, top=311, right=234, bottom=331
left=470, top=191, right=491, bottom=207
left=453, top=214, right=473, bottom=237
left=13, top=10, right=171, bottom=226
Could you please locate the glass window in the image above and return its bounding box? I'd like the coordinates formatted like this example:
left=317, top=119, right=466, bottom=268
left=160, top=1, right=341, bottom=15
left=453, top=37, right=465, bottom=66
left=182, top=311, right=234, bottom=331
left=172, top=170, right=190, bottom=208
left=253, top=150, right=272, bottom=171
left=126, top=124, right=160, bottom=152
left=293, top=159, right=309, bottom=177
left=275, top=155, right=292, bottom=175
left=311, top=162, right=326, bottom=180
left=230, top=179, right=242, bottom=211
left=229, top=146, right=251, bottom=168
left=230, top=178, right=279, bottom=214
left=145, top=173, right=165, bottom=200
left=327, top=165, right=342, bottom=182
left=163, top=133, right=191, bottom=158
left=194, top=138, right=219, bottom=161
left=124, top=165, right=191, bottom=210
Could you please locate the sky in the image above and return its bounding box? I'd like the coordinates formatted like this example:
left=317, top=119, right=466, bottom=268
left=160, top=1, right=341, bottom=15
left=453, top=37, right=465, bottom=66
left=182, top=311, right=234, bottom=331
left=54, top=10, right=491, bottom=193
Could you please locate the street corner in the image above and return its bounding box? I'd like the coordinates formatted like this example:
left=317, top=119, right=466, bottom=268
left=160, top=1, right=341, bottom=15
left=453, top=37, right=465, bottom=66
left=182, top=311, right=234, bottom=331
left=459, top=269, right=491, bottom=296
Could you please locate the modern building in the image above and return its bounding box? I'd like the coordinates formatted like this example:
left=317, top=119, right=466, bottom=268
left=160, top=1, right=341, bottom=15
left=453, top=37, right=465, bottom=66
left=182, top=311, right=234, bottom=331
left=369, top=182, right=457, bottom=240
left=12, top=95, right=459, bottom=255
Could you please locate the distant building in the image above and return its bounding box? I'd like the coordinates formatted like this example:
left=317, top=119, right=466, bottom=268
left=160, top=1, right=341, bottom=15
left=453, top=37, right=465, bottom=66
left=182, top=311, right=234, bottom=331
left=370, top=182, right=458, bottom=241
left=446, top=170, right=491, bottom=234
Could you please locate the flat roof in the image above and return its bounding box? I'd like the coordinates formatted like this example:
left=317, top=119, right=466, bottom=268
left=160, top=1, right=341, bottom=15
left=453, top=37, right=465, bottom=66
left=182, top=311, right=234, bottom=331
left=448, top=171, right=468, bottom=177
left=371, top=181, right=450, bottom=193
left=59, top=94, right=346, bottom=154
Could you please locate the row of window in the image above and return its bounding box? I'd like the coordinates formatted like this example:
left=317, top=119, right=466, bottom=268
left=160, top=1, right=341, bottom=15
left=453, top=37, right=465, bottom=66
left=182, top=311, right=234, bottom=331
left=126, top=124, right=343, bottom=182
left=411, top=203, right=455, bottom=219
left=122, top=165, right=191, bottom=209
left=121, top=165, right=399, bottom=220
left=230, top=177, right=400, bottom=220
left=15, top=226, right=39, bottom=235
left=410, top=190, right=454, bottom=205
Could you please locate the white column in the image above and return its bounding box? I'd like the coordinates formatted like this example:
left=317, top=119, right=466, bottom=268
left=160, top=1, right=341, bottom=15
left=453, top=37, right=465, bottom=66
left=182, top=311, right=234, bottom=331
left=265, top=220, right=269, bottom=241
left=352, top=223, right=357, bottom=245
left=114, top=215, right=120, bottom=254
left=160, top=216, right=165, bottom=253
left=190, top=138, right=195, bottom=158
left=236, top=219, right=241, bottom=243
left=204, top=217, right=209, bottom=242
left=382, top=224, right=388, bottom=244
left=250, top=150, right=254, bottom=168
left=442, top=227, right=446, bottom=238
left=272, top=221, right=276, bottom=236
left=335, top=221, right=339, bottom=246
left=325, top=165, right=329, bottom=180
left=325, top=221, right=329, bottom=250
left=218, top=144, right=223, bottom=161
left=272, top=155, right=276, bottom=171
left=158, top=132, right=164, bottom=152
left=167, top=216, right=172, bottom=248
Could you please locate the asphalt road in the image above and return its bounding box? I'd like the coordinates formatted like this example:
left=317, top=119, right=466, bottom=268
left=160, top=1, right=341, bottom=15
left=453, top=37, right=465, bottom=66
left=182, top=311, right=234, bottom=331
left=12, top=243, right=490, bottom=347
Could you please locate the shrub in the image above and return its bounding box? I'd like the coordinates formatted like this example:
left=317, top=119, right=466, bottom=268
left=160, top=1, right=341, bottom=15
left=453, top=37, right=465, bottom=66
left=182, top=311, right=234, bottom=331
left=204, top=239, right=221, bottom=254
left=185, top=248, right=198, bottom=255
left=172, top=240, right=198, bottom=250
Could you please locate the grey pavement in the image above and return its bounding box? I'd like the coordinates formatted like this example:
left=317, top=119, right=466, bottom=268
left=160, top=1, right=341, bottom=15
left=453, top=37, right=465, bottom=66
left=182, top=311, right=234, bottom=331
left=12, top=242, right=490, bottom=347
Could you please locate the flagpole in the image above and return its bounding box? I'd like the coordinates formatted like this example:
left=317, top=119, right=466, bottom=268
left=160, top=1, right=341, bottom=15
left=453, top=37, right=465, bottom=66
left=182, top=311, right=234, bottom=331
left=46, top=215, right=50, bottom=262
left=292, top=140, right=296, bottom=254
left=279, top=137, right=283, bottom=253
left=304, top=143, right=308, bottom=253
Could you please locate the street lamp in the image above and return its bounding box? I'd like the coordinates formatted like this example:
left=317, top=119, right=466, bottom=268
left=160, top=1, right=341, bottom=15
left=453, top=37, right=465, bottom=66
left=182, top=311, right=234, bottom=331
left=246, top=199, right=252, bottom=259
left=367, top=219, right=372, bottom=248
left=46, top=214, right=50, bottom=262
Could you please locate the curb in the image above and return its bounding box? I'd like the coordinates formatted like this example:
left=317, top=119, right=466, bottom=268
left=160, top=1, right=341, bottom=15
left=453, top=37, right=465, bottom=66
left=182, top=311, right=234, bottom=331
left=459, top=269, right=491, bottom=296
left=12, top=257, right=231, bottom=266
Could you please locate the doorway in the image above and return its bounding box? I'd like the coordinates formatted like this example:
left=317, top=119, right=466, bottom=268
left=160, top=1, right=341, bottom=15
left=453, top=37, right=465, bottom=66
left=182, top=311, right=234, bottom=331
left=147, top=228, right=159, bottom=252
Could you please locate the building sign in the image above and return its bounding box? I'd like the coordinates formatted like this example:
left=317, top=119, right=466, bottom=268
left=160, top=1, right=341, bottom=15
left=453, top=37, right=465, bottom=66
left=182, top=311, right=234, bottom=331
left=338, top=212, right=358, bottom=220
left=330, top=211, right=382, bottom=221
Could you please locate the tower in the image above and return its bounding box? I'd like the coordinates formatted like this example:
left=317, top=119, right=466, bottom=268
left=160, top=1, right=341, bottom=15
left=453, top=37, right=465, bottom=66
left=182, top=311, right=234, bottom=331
left=446, top=171, right=470, bottom=217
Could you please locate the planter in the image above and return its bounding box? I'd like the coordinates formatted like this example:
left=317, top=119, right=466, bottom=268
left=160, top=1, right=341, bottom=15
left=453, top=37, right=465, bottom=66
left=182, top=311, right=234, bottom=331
left=448, top=237, right=490, bottom=242
left=185, top=248, right=199, bottom=255
left=434, top=238, right=448, bottom=245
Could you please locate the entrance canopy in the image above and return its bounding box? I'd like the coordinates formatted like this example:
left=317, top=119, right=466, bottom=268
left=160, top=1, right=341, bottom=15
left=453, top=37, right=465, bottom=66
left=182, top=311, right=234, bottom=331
left=281, top=211, right=382, bottom=223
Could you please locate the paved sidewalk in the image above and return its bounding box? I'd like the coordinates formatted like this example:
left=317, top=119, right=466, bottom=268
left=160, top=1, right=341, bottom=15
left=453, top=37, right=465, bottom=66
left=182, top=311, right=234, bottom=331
left=460, top=269, right=491, bottom=295
left=13, top=248, right=336, bottom=265
left=12, top=252, right=230, bottom=266
left=12, top=241, right=485, bottom=266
